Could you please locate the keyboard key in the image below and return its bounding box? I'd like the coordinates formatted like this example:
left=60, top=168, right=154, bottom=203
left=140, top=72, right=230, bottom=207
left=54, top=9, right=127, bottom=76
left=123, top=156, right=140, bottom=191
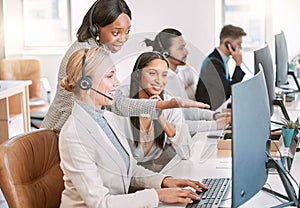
left=186, top=178, right=231, bottom=208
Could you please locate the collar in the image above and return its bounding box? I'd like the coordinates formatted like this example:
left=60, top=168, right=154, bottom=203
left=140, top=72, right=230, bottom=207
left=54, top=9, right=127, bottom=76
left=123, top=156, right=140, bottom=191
left=167, top=68, right=177, bottom=77
left=216, top=47, right=230, bottom=64
left=75, top=99, right=105, bottom=120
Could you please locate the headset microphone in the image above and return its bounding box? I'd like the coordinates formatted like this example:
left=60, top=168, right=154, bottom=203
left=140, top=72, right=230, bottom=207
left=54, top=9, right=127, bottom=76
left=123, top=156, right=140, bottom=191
left=90, top=87, right=113, bottom=101
left=78, top=48, right=113, bottom=101
left=167, top=55, right=186, bottom=65
left=157, top=34, right=186, bottom=65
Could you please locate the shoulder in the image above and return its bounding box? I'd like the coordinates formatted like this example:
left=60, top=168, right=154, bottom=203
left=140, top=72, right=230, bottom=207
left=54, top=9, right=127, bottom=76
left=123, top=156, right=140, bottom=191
left=65, top=40, right=95, bottom=57
left=207, top=49, right=222, bottom=60
left=115, top=83, right=130, bottom=98
left=60, top=105, right=83, bottom=137
left=202, top=50, right=223, bottom=69
left=177, top=65, right=198, bottom=76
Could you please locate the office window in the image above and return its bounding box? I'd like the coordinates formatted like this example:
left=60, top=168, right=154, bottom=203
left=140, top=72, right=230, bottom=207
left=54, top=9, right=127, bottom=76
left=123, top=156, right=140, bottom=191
left=23, top=0, right=71, bottom=48
left=224, top=0, right=266, bottom=49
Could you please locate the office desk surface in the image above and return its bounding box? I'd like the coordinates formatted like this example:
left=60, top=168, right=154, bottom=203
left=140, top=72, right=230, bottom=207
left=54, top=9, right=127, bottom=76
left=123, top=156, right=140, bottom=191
left=157, top=81, right=300, bottom=207
left=159, top=132, right=300, bottom=208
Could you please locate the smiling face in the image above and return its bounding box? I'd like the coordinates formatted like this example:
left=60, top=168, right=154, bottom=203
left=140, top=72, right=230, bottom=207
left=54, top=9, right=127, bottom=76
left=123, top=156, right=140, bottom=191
left=98, top=13, right=131, bottom=53
left=140, top=58, right=168, bottom=97
left=167, top=36, right=189, bottom=69
left=93, top=57, right=120, bottom=107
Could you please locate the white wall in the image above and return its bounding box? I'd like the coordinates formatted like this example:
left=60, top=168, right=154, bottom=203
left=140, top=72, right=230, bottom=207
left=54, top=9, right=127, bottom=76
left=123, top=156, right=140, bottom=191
left=3, top=0, right=300, bottom=101
left=272, top=0, right=300, bottom=60
left=114, top=0, right=218, bottom=82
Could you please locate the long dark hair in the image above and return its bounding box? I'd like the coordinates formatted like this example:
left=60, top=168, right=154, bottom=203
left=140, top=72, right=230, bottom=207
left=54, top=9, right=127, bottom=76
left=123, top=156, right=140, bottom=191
left=129, top=52, right=169, bottom=149
left=77, top=0, right=132, bottom=42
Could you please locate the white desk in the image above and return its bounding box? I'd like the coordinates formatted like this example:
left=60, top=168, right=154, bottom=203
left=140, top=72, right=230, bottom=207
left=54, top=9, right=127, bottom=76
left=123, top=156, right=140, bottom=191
left=0, top=80, right=31, bottom=143
left=155, top=80, right=300, bottom=207
left=158, top=132, right=300, bottom=207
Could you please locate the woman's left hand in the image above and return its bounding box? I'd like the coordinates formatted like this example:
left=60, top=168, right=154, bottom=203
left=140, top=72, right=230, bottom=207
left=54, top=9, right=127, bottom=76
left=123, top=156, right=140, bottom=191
left=161, top=177, right=208, bottom=193
left=149, top=95, right=162, bottom=101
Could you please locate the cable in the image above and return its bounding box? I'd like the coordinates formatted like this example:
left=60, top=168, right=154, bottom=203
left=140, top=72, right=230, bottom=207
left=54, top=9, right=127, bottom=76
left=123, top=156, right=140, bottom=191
left=242, top=61, right=254, bottom=75
left=264, top=183, right=286, bottom=203
left=265, top=146, right=299, bottom=187
left=273, top=142, right=299, bottom=186
left=271, top=128, right=282, bottom=132
left=271, top=120, right=284, bottom=126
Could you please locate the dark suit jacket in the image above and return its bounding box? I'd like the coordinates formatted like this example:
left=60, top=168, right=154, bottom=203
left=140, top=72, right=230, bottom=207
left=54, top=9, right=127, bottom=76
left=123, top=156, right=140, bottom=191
left=195, top=48, right=245, bottom=110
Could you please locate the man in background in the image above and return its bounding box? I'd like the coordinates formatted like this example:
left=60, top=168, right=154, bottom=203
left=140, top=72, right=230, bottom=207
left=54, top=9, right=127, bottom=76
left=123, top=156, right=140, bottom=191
left=144, top=28, right=231, bottom=135
left=195, top=24, right=247, bottom=110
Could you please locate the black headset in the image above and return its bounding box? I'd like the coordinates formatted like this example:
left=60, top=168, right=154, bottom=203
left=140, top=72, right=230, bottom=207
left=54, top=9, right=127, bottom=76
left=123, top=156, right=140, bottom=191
left=157, top=33, right=186, bottom=65
left=89, top=0, right=100, bottom=44
left=132, top=51, right=168, bottom=97
left=133, top=51, right=167, bottom=80
left=78, top=49, right=93, bottom=90
left=157, top=34, right=170, bottom=59
left=77, top=48, right=114, bottom=101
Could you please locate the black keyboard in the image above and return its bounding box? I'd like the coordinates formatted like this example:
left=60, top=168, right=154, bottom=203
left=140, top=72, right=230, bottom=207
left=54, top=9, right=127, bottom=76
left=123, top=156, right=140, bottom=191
left=186, top=177, right=231, bottom=208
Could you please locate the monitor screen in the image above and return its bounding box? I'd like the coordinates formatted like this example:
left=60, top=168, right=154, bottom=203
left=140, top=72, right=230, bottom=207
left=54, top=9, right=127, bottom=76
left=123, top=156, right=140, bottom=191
left=231, top=69, right=270, bottom=207
left=275, top=31, right=289, bottom=87
left=254, top=44, right=275, bottom=116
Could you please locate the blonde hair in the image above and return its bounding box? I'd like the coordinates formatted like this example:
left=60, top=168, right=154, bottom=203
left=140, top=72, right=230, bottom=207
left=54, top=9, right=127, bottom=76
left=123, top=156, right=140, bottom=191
left=61, top=47, right=110, bottom=93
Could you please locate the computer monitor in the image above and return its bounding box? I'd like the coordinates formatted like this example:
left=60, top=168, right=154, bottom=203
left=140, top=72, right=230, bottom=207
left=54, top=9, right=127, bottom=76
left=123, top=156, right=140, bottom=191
left=231, top=69, right=270, bottom=207
left=231, top=68, right=298, bottom=207
left=254, top=44, right=275, bottom=116
left=275, top=31, right=289, bottom=87
left=254, top=44, right=291, bottom=120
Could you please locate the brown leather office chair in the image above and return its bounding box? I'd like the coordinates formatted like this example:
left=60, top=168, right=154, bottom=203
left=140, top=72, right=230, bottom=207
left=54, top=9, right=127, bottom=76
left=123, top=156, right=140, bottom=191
left=0, top=129, right=64, bottom=208
left=0, top=59, right=51, bottom=128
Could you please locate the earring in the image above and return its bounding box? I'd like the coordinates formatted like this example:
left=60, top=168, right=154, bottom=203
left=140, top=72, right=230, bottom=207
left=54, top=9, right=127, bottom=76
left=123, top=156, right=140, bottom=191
left=96, top=36, right=99, bottom=41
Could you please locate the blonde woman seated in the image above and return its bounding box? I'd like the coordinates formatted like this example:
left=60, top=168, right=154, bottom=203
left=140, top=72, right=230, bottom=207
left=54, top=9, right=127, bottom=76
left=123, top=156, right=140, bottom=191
left=113, top=52, right=191, bottom=169
left=59, top=47, right=207, bottom=207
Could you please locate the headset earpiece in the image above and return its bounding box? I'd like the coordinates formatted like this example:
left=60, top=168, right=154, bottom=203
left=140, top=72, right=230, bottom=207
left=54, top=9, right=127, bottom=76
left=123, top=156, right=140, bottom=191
left=162, top=51, right=169, bottom=59
left=78, top=49, right=93, bottom=90
left=79, top=76, right=92, bottom=90
left=89, top=24, right=99, bottom=40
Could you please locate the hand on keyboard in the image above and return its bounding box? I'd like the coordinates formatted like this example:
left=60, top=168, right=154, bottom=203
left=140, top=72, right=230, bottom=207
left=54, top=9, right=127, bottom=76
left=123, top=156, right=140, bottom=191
left=161, top=177, right=208, bottom=192
left=186, top=178, right=231, bottom=208
left=156, top=188, right=200, bottom=204
left=159, top=177, right=208, bottom=204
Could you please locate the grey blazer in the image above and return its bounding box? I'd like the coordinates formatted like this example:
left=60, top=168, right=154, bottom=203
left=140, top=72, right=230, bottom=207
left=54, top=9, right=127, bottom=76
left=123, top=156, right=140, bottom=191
left=59, top=102, right=166, bottom=208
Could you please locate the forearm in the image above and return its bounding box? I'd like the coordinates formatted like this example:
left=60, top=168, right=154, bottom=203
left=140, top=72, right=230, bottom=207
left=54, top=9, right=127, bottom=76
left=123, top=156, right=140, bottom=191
left=158, top=116, right=176, bottom=138
left=182, top=108, right=215, bottom=120
left=156, top=98, right=179, bottom=110
left=185, top=120, right=217, bottom=136
left=170, top=124, right=191, bottom=160
left=112, top=89, right=160, bottom=118
left=231, top=66, right=245, bottom=84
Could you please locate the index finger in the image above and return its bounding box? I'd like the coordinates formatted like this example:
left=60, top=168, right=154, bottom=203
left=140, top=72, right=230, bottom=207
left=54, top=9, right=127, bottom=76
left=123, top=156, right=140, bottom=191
left=186, top=180, right=208, bottom=192
left=197, top=102, right=210, bottom=109
left=149, top=95, right=162, bottom=100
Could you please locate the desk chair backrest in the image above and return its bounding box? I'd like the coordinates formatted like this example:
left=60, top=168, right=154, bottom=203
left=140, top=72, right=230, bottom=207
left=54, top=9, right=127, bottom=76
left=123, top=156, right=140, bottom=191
left=0, top=129, right=64, bottom=208
left=0, top=59, right=41, bottom=99
left=0, top=59, right=51, bottom=129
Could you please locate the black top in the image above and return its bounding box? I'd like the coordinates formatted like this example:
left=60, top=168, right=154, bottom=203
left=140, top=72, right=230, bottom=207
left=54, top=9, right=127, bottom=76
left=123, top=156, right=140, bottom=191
left=195, top=48, right=245, bottom=110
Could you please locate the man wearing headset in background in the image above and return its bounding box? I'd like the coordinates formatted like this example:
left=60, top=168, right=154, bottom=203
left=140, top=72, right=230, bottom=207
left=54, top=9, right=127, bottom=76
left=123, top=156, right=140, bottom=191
left=195, top=24, right=247, bottom=111
left=144, top=28, right=197, bottom=101
left=144, top=28, right=231, bottom=135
